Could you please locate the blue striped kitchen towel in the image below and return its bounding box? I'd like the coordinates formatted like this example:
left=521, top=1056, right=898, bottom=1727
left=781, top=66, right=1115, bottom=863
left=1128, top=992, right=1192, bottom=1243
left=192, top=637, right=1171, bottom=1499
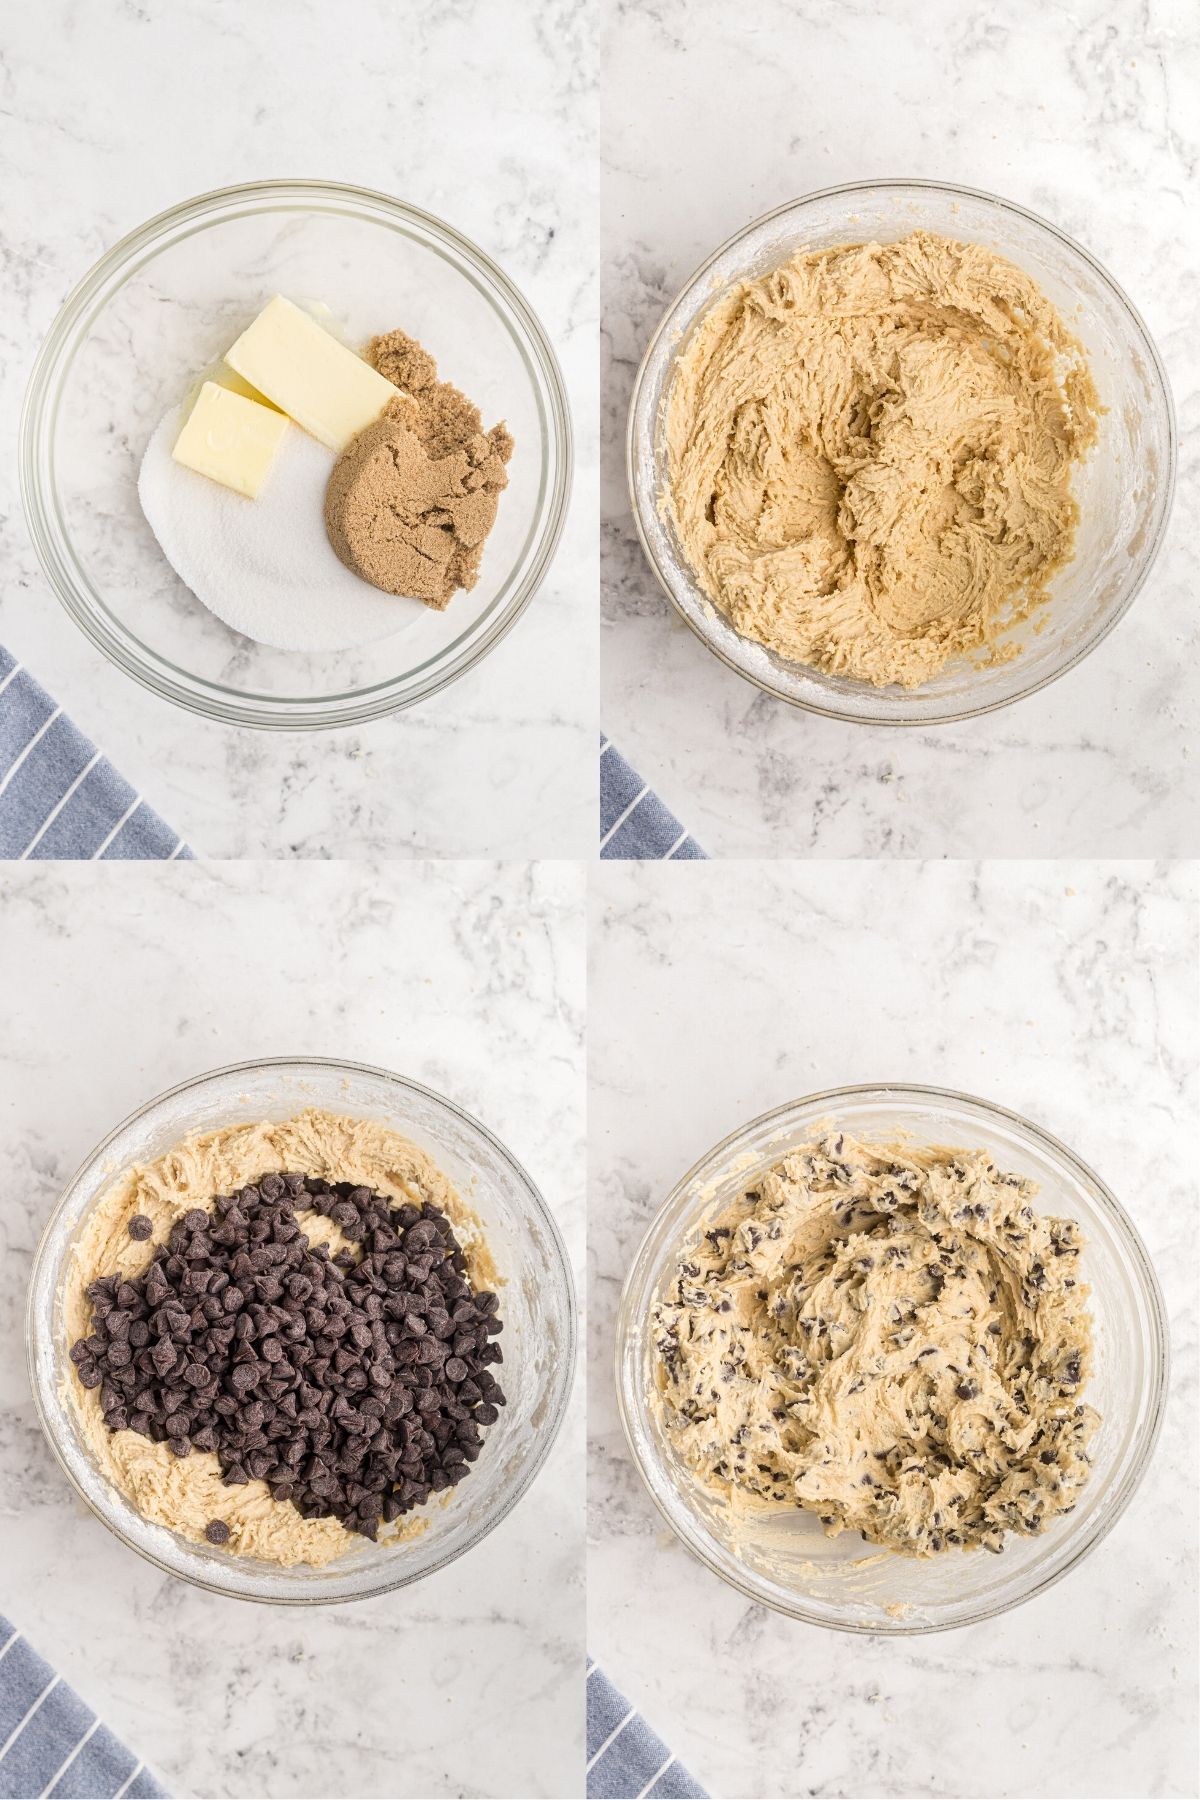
left=599, top=737, right=706, bottom=861
left=587, top=1661, right=707, bottom=1799
left=0, top=1616, right=166, bottom=1799
left=0, top=647, right=192, bottom=861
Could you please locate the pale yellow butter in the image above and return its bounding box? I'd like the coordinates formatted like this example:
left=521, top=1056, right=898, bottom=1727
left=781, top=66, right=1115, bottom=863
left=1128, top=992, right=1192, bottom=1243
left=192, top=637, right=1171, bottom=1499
left=224, top=295, right=397, bottom=452
left=210, top=366, right=283, bottom=411
left=183, top=362, right=284, bottom=416
left=171, top=379, right=288, bottom=498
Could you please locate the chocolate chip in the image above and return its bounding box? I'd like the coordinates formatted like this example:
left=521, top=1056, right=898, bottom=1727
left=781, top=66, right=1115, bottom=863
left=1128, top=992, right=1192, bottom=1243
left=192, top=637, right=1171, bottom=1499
left=127, top=1214, right=154, bottom=1241
left=70, top=1172, right=505, bottom=1539
left=204, top=1519, right=230, bottom=1544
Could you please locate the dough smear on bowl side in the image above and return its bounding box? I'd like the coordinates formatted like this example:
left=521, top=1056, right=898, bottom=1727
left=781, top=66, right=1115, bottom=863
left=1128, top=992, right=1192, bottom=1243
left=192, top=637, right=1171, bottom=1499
left=665, top=230, right=1102, bottom=688
left=62, top=1108, right=504, bottom=1569
left=650, top=1131, right=1099, bottom=1557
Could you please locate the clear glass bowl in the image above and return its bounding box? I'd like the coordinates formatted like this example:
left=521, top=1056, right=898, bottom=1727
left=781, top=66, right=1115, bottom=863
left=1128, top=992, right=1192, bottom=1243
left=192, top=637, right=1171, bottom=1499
left=627, top=180, right=1175, bottom=724
left=20, top=180, right=572, bottom=729
left=615, top=1084, right=1168, bottom=1634
left=28, top=1058, right=576, bottom=1604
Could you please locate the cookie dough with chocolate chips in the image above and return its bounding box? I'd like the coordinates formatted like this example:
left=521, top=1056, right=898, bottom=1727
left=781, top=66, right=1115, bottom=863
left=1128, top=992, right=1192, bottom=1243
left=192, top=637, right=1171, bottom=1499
left=666, top=231, right=1101, bottom=688
left=650, top=1132, right=1099, bottom=1557
left=63, top=1109, right=503, bottom=1568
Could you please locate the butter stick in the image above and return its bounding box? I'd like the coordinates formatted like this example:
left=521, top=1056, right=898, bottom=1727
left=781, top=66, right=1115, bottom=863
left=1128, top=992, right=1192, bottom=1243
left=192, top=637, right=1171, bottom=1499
left=224, top=296, right=397, bottom=452
left=172, top=380, right=288, bottom=499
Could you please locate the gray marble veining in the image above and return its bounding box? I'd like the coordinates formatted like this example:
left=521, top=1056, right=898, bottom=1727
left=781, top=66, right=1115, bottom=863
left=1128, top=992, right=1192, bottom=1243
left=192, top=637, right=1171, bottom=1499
left=602, top=0, right=1199, bottom=858
left=0, top=861, right=585, bottom=1798
left=0, top=0, right=597, bottom=859
left=588, top=859, right=1198, bottom=1799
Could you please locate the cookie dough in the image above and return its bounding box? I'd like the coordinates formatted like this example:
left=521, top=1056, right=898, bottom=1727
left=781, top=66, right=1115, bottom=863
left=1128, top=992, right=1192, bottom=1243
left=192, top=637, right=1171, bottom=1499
left=650, top=1132, right=1099, bottom=1556
left=63, top=1108, right=497, bottom=1568
left=666, top=231, right=1101, bottom=687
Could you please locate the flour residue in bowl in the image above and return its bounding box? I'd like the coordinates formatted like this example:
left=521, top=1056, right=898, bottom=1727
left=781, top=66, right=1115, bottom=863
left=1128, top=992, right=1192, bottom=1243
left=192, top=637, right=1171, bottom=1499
left=665, top=230, right=1102, bottom=688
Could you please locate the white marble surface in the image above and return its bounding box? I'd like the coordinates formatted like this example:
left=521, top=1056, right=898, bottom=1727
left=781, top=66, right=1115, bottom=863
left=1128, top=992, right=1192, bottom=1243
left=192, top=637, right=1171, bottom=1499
left=0, top=861, right=585, bottom=1798
left=601, top=0, right=1200, bottom=857
left=589, top=860, right=1198, bottom=1798
left=0, top=0, right=596, bottom=859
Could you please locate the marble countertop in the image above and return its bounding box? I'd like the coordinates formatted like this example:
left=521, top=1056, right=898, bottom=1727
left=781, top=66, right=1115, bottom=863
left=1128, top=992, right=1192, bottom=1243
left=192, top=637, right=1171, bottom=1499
left=602, top=0, right=1199, bottom=858
left=0, top=861, right=585, bottom=1798
left=588, top=859, right=1198, bottom=1798
left=0, top=0, right=596, bottom=859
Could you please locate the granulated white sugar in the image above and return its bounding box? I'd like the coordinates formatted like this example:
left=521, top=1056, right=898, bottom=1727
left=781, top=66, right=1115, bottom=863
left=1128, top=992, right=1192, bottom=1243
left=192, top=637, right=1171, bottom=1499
left=138, top=407, right=423, bottom=653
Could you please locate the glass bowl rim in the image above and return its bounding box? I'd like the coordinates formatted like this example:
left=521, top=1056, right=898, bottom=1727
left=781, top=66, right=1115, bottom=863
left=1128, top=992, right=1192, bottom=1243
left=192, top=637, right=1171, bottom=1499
left=614, top=1079, right=1170, bottom=1634
left=27, top=1053, right=579, bottom=1605
left=19, top=177, right=574, bottom=731
left=625, top=176, right=1178, bottom=727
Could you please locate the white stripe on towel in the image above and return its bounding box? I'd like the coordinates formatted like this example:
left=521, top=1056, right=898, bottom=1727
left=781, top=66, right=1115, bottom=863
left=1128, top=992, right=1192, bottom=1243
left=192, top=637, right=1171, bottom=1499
left=91, top=796, right=143, bottom=860
left=0, top=1674, right=60, bottom=1762
left=586, top=1706, right=635, bottom=1772
left=599, top=784, right=647, bottom=850
left=40, top=1715, right=101, bottom=1798
left=20, top=751, right=102, bottom=858
left=0, top=707, right=61, bottom=794
left=639, top=1752, right=676, bottom=1798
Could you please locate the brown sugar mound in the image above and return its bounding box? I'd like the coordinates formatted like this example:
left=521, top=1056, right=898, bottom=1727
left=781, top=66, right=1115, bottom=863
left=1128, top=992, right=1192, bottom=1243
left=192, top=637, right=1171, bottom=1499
left=324, top=329, right=514, bottom=609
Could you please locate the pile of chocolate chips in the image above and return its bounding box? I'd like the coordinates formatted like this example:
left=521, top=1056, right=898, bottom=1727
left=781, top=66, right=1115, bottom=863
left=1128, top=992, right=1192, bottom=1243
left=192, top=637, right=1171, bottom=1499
left=69, top=1173, right=505, bottom=1540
